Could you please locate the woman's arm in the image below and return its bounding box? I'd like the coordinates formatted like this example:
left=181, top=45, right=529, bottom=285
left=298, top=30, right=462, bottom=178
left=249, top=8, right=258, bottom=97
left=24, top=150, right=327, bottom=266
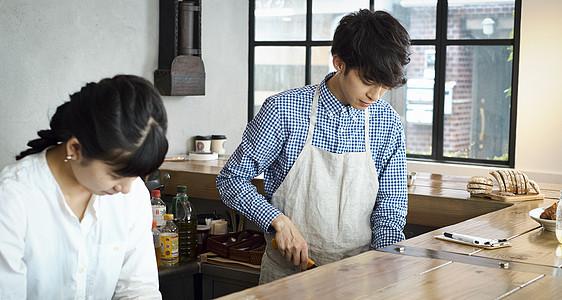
left=113, top=179, right=161, bottom=299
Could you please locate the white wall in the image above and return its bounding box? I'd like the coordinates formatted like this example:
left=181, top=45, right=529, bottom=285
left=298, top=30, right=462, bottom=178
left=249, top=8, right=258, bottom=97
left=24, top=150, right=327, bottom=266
left=0, top=0, right=560, bottom=183
left=0, top=0, right=247, bottom=168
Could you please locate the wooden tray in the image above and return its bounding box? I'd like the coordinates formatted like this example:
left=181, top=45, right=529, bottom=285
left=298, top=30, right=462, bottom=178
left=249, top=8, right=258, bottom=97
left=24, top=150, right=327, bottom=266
left=470, top=191, right=544, bottom=203
left=206, top=230, right=263, bottom=258
left=200, top=252, right=260, bottom=270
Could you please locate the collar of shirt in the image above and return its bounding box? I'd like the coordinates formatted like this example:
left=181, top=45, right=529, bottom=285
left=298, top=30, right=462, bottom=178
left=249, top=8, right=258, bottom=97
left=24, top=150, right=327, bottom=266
left=318, top=72, right=363, bottom=120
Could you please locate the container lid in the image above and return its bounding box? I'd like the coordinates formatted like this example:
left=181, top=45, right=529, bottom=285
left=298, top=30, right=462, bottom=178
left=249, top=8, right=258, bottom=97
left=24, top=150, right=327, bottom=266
left=164, top=214, right=174, bottom=220
left=211, top=135, right=226, bottom=139
left=197, top=225, right=210, bottom=231
left=151, top=190, right=161, bottom=197
left=194, top=135, right=211, bottom=140
left=176, top=185, right=187, bottom=193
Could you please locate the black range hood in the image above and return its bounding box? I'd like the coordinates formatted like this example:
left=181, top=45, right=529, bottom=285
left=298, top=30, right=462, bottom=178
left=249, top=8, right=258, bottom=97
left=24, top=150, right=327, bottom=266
left=154, top=0, right=205, bottom=96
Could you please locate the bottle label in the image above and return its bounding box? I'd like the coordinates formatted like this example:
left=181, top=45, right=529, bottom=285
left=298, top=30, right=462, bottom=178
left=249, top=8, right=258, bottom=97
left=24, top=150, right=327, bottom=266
left=152, top=205, right=166, bottom=226
left=160, top=233, right=179, bottom=259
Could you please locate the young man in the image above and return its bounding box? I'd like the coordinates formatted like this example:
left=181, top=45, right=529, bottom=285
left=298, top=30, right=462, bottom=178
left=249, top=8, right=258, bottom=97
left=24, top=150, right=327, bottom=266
left=217, top=9, right=411, bottom=284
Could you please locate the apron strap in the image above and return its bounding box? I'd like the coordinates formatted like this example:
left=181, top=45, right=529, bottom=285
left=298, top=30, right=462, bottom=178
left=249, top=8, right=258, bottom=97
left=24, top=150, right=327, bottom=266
left=364, top=105, right=372, bottom=156
left=304, top=85, right=321, bottom=146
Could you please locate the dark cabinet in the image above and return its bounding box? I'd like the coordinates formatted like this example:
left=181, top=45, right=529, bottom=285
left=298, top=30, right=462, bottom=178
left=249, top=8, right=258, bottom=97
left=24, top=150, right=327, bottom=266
left=158, top=262, right=199, bottom=300
left=201, top=264, right=260, bottom=300
left=158, top=262, right=259, bottom=300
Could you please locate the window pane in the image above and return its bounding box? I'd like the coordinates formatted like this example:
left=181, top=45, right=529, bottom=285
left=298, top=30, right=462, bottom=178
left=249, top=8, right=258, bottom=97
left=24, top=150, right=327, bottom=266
left=312, top=0, right=369, bottom=40
left=310, top=46, right=334, bottom=84
left=378, top=0, right=436, bottom=40
left=386, top=46, right=435, bottom=156
left=255, top=0, right=306, bottom=41
left=443, top=45, right=512, bottom=160
left=254, top=47, right=305, bottom=116
left=448, top=1, right=515, bottom=40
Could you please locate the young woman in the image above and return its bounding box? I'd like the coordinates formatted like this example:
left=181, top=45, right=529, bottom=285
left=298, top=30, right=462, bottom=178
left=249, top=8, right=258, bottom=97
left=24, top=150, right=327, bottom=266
left=0, top=75, right=168, bottom=299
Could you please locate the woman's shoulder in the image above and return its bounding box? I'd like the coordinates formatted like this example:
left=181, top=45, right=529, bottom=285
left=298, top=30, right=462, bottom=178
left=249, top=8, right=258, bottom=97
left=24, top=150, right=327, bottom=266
left=0, top=154, right=49, bottom=214
left=0, top=153, right=49, bottom=190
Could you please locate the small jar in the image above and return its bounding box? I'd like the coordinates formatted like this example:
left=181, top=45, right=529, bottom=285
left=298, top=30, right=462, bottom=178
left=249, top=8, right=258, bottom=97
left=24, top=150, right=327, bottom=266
left=194, top=135, right=211, bottom=153
left=211, top=135, right=227, bottom=156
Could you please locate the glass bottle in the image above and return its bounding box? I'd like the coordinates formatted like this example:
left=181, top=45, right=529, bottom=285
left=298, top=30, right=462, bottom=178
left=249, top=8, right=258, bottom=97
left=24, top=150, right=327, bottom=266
left=151, top=190, right=166, bottom=227
left=556, top=190, right=562, bottom=244
left=159, top=214, right=179, bottom=266
left=176, top=192, right=198, bottom=262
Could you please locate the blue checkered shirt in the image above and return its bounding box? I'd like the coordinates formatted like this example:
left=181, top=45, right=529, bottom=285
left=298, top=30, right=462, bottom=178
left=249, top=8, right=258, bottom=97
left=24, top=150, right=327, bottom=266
left=216, top=72, right=408, bottom=250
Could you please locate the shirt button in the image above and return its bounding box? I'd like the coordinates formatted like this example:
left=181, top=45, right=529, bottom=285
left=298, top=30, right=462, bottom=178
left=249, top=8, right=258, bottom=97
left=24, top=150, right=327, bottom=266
left=114, top=246, right=120, bottom=252
left=79, top=268, right=85, bottom=273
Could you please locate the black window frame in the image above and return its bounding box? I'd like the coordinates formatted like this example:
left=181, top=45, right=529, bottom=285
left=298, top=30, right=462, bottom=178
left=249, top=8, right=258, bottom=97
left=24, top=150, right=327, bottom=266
left=248, top=0, right=521, bottom=168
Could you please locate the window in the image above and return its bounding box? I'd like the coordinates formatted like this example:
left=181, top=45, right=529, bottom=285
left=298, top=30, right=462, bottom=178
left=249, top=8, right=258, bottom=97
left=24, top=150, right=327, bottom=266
left=250, top=0, right=372, bottom=116
left=249, top=0, right=520, bottom=167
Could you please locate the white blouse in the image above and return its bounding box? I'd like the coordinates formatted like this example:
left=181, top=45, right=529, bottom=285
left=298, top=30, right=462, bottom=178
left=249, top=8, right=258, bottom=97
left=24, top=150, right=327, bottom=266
left=0, top=151, right=161, bottom=299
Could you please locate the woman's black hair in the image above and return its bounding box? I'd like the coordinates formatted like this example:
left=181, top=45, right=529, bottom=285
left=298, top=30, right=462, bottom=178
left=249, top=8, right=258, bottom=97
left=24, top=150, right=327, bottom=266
left=331, top=10, right=411, bottom=89
left=16, top=75, right=168, bottom=177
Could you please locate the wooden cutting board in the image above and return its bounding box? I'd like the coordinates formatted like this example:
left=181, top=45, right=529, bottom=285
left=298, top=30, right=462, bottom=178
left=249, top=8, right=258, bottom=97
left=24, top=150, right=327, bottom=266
left=470, top=191, right=544, bottom=203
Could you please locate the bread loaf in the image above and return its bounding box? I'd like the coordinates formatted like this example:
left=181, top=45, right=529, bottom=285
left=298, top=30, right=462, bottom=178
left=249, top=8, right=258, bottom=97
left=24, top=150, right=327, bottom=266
left=467, top=176, right=493, bottom=195
left=540, top=202, right=557, bottom=220
left=528, top=180, right=541, bottom=194
left=490, top=171, right=505, bottom=192
left=487, top=169, right=540, bottom=196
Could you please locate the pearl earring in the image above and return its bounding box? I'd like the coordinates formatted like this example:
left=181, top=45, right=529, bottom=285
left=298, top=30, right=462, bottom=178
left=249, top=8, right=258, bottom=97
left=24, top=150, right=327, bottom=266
left=64, top=155, right=72, bottom=163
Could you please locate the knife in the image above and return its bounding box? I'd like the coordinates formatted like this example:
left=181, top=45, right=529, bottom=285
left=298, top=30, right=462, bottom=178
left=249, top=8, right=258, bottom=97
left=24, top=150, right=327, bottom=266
left=271, top=238, right=317, bottom=269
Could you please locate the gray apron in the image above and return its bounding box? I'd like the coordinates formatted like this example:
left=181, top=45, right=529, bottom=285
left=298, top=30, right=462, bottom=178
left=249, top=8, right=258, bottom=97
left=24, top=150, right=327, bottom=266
left=259, top=85, right=379, bottom=284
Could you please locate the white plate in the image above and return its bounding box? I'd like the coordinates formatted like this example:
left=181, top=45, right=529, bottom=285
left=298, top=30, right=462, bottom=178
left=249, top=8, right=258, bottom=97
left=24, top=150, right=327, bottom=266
left=529, top=207, right=556, bottom=232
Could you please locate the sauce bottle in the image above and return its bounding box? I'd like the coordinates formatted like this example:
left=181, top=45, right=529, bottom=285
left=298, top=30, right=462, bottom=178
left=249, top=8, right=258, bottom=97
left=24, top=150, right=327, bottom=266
left=159, top=214, right=179, bottom=266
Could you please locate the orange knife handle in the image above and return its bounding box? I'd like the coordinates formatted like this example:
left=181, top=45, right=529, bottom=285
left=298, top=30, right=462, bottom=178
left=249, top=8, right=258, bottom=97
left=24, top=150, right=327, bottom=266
left=271, top=238, right=317, bottom=269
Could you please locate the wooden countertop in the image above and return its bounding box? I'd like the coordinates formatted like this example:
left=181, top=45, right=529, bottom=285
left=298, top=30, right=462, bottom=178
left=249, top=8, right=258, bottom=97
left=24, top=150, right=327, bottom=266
left=159, top=159, right=560, bottom=227
left=218, top=247, right=562, bottom=299
left=159, top=159, right=562, bottom=298
left=218, top=196, right=562, bottom=299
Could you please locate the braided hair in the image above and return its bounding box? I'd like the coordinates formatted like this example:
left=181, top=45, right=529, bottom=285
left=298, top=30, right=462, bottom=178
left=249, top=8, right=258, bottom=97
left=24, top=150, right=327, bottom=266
left=16, top=75, right=168, bottom=177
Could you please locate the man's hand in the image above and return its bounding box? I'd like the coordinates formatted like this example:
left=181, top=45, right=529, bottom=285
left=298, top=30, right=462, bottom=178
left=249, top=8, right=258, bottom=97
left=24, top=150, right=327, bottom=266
left=270, top=214, right=309, bottom=271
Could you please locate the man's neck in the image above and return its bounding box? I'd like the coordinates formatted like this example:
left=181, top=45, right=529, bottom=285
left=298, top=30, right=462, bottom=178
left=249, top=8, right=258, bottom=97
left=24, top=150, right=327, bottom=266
left=325, top=72, right=348, bottom=106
